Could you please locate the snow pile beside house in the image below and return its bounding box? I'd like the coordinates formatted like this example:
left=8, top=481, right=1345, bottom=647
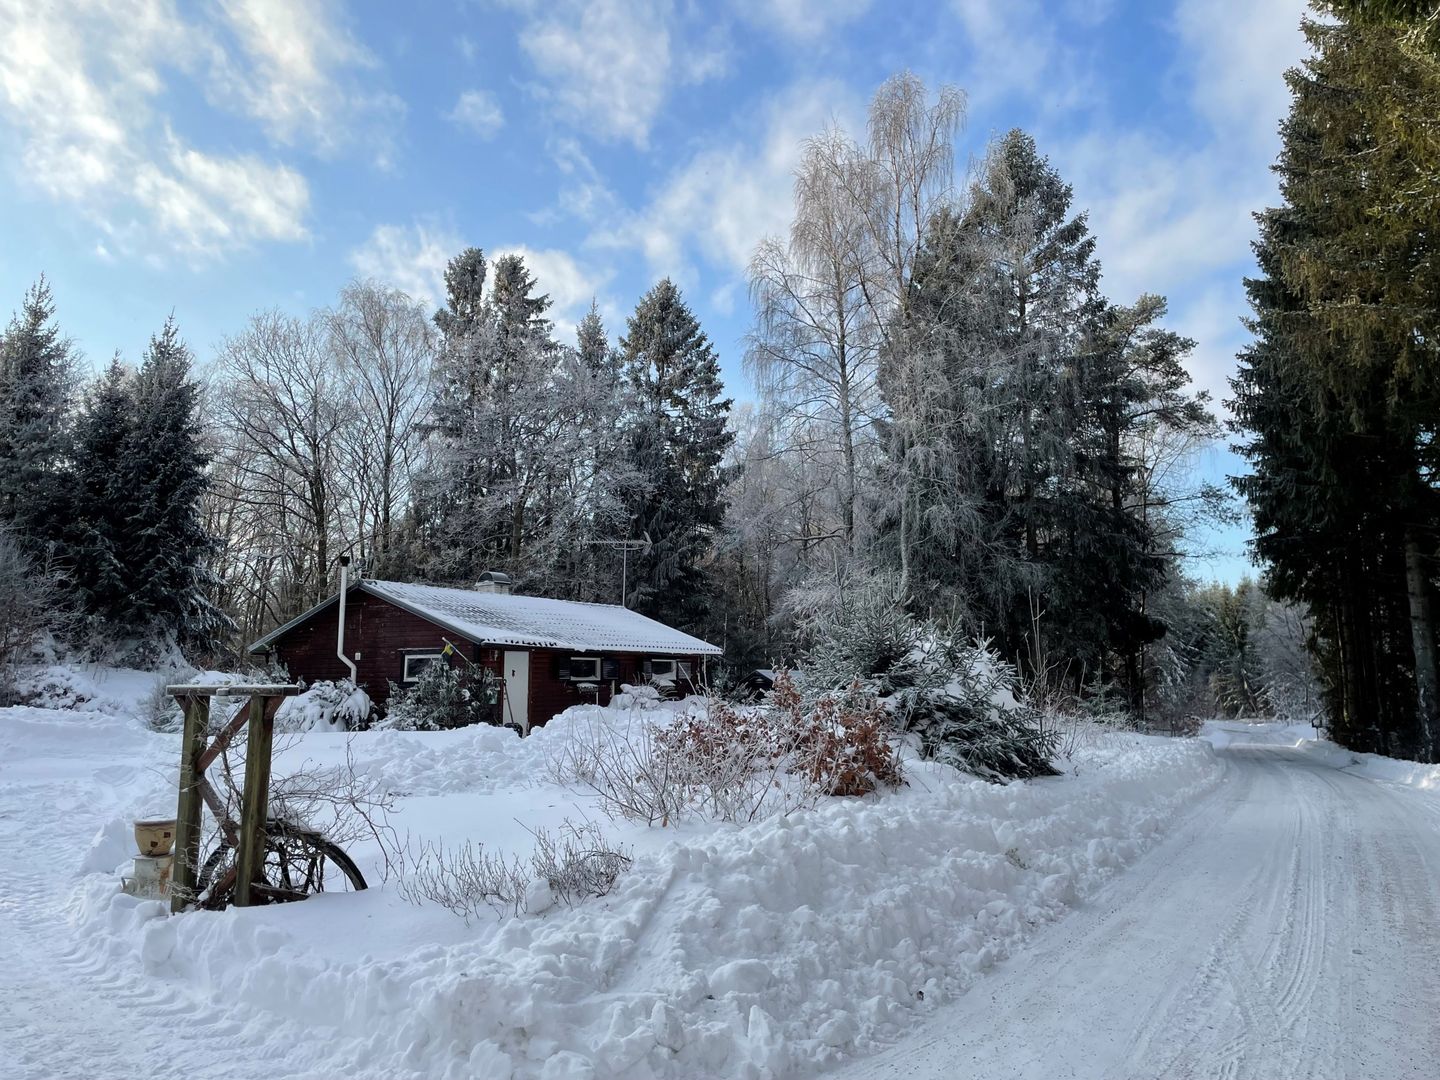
left=58, top=689, right=1225, bottom=1080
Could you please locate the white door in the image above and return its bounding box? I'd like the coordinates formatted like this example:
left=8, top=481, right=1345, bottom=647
left=503, top=650, right=530, bottom=732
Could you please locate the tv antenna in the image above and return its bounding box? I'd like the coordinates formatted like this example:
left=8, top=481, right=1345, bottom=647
left=584, top=534, right=651, bottom=608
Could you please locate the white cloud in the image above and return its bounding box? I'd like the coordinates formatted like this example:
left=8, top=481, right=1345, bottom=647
left=1173, top=0, right=1309, bottom=153
left=504, top=0, right=724, bottom=146
left=948, top=0, right=1093, bottom=111
left=734, top=0, right=871, bottom=41
left=449, top=89, right=505, bottom=138
left=1168, top=283, right=1250, bottom=407
left=593, top=80, right=861, bottom=279
left=349, top=222, right=461, bottom=308
left=207, top=0, right=401, bottom=159
left=0, top=0, right=311, bottom=258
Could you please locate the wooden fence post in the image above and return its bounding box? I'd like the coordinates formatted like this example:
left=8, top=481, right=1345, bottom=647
left=171, top=693, right=209, bottom=914
left=233, top=694, right=276, bottom=908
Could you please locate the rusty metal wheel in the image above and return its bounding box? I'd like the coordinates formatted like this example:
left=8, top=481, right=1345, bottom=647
left=196, top=819, right=366, bottom=909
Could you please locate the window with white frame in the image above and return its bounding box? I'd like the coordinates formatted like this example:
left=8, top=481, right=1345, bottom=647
left=403, top=653, right=445, bottom=682
left=649, top=658, right=676, bottom=680
left=569, top=657, right=601, bottom=682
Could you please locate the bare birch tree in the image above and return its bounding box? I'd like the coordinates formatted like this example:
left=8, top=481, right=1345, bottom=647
left=747, top=72, right=965, bottom=566
left=213, top=310, right=351, bottom=631
left=327, top=281, right=433, bottom=578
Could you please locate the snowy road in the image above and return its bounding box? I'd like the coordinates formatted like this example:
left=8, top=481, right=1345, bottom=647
left=829, top=728, right=1440, bottom=1080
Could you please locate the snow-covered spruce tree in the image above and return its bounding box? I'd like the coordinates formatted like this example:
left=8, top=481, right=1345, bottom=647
left=126, top=319, right=230, bottom=652
left=791, top=571, right=1059, bottom=779
left=876, top=132, right=1096, bottom=664
left=422, top=249, right=594, bottom=588
left=0, top=277, right=77, bottom=556
left=69, top=357, right=135, bottom=634
left=0, top=527, right=64, bottom=701
left=620, top=279, right=734, bottom=631
left=541, top=305, right=644, bottom=604
left=71, top=319, right=229, bottom=655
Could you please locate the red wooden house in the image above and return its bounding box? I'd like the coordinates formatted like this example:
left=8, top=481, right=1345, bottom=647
left=247, top=572, right=722, bottom=730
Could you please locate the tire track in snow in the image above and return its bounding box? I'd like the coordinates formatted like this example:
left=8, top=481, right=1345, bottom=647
left=825, top=740, right=1440, bottom=1080
left=0, top=730, right=388, bottom=1080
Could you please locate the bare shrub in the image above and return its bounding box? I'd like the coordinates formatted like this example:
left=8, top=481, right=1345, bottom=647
left=546, top=709, right=692, bottom=826
left=143, top=675, right=185, bottom=732
left=204, top=725, right=401, bottom=880
left=397, top=819, right=632, bottom=922
left=549, top=679, right=905, bottom=826
left=786, top=680, right=904, bottom=796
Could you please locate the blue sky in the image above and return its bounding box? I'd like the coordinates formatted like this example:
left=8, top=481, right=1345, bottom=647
left=0, top=0, right=1312, bottom=583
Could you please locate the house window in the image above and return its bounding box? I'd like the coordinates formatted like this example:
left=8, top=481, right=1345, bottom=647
left=403, top=653, right=445, bottom=683
left=677, top=661, right=693, bottom=679
left=649, top=659, right=676, bottom=680
left=569, top=657, right=601, bottom=682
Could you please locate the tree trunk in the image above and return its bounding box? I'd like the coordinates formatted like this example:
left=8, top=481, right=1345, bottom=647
left=1403, top=527, right=1439, bottom=761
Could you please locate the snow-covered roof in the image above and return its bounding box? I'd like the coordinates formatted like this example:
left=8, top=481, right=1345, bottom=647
left=248, top=579, right=722, bottom=656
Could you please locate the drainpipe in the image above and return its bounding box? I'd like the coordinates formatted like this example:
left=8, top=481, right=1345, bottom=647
left=336, top=555, right=358, bottom=684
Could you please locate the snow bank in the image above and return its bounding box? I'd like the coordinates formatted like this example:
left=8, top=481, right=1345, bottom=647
left=59, top=693, right=1224, bottom=1080
left=1205, top=721, right=1440, bottom=792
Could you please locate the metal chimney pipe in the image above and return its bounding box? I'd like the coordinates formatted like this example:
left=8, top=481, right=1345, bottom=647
left=336, top=556, right=358, bottom=684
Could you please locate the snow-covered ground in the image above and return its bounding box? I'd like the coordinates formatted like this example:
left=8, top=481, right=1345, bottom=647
left=1, top=678, right=1432, bottom=1079
left=828, top=720, right=1440, bottom=1079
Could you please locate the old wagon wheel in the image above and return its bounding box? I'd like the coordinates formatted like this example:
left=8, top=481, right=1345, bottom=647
left=197, top=819, right=367, bottom=909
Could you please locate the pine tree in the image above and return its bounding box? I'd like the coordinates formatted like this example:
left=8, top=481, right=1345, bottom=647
left=1058, top=295, right=1215, bottom=713
left=424, top=248, right=591, bottom=586
left=125, top=318, right=228, bottom=651
left=576, top=300, right=618, bottom=377
left=0, top=277, right=76, bottom=553
left=70, top=357, right=135, bottom=627
left=882, top=131, right=1104, bottom=661
left=620, top=279, right=734, bottom=627
left=1231, top=16, right=1438, bottom=759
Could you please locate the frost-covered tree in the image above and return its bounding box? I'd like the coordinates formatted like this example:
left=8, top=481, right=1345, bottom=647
left=747, top=73, right=964, bottom=563
left=124, top=319, right=228, bottom=650
left=0, top=527, right=63, bottom=697
left=539, top=308, right=642, bottom=603
left=880, top=131, right=1102, bottom=643
left=620, top=279, right=733, bottom=628
left=425, top=250, right=562, bottom=580
left=0, top=277, right=76, bottom=553
left=327, top=281, right=433, bottom=580
left=213, top=308, right=352, bottom=630
left=422, top=250, right=625, bottom=591
left=71, top=320, right=227, bottom=652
